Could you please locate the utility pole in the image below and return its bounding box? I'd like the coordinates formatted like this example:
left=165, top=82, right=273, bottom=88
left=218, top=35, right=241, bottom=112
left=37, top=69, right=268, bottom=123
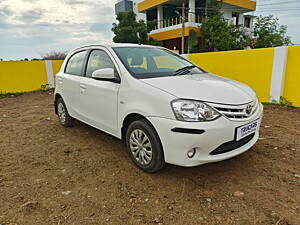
left=136, top=32, right=141, bottom=45
left=205, top=0, right=208, bottom=18
left=175, top=4, right=188, bottom=54
left=181, top=3, right=186, bottom=54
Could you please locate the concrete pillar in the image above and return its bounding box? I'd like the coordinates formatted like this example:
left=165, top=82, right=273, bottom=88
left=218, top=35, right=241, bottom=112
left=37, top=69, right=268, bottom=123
left=189, top=0, right=195, bottom=22
left=270, top=46, right=289, bottom=103
left=239, top=14, right=244, bottom=26
left=45, top=60, right=55, bottom=88
left=157, top=5, right=163, bottom=29
left=250, top=17, right=254, bottom=31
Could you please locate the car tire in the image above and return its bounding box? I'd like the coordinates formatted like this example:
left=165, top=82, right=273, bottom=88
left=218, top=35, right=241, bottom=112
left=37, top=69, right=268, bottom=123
left=126, top=119, right=165, bottom=173
left=56, top=98, right=75, bottom=127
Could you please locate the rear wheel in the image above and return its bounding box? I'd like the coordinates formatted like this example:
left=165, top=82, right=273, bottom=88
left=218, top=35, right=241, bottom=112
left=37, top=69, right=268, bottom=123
left=56, top=98, right=74, bottom=127
left=126, top=119, right=165, bottom=173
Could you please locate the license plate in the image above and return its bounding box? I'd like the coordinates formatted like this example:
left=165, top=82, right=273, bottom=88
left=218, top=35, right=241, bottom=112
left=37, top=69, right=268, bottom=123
left=236, top=119, right=260, bottom=141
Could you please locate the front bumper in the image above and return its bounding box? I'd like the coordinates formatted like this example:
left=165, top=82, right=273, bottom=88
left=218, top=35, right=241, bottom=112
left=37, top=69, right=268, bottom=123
left=147, top=103, right=263, bottom=167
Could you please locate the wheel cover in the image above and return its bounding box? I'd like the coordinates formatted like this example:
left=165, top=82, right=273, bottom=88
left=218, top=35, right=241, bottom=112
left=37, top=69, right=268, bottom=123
left=129, top=129, right=153, bottom=166
left=57, top=102, right=66, bottom=124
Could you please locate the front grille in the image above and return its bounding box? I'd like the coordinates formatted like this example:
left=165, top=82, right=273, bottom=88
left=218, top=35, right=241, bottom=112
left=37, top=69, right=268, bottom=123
left=209, top=133, right=255, bottom=155
left=208, top=101, right=258, bottom=121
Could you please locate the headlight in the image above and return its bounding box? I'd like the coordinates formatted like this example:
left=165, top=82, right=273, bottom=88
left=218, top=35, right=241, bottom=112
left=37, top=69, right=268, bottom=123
left=171, top=99, right=221, bottom=122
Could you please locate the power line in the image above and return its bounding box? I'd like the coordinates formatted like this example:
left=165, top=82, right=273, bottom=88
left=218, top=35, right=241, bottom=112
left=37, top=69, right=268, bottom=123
left=256, top=8, right=300, bottom=12
left=258, top=1, right=299, bottom=6
left=256, top=7, right=300, bottom=10
left=194, top=7, right=300, bottom=12
left=257, top=0, right=278, bottom=1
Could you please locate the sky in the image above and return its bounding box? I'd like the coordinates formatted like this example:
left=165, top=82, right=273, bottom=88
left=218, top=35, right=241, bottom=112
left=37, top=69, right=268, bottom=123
left=0, top=0, right=299, bottom=60
left=255, top=0, right=300, bottom=44
left=0, top=0, right=115, bottom=60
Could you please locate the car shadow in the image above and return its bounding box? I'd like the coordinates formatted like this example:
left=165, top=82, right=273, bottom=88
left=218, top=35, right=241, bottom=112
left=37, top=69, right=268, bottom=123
left=71, top=119, right=257, bottom=185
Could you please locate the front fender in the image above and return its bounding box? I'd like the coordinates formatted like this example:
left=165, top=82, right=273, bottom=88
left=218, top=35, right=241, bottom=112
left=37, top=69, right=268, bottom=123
left=117, top=79, right=176, bottom=138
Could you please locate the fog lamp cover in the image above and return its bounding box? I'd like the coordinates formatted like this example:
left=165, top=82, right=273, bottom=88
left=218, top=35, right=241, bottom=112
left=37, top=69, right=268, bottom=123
left=187, top=148, right=196, bottom=158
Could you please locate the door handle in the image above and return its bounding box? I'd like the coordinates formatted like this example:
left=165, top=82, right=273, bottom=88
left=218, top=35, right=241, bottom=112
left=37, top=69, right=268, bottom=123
left=80, top=84, right=86, bottom=89
left=80, top=84, right=87, bottom=94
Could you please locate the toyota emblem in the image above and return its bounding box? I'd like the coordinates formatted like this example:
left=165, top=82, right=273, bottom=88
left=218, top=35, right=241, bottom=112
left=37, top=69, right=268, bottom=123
left=246, top=104, right=253, bottom=115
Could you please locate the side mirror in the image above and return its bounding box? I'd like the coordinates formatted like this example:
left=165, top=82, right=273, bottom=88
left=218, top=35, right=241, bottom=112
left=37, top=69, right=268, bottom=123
left=92, top=68, right=120, bottom=83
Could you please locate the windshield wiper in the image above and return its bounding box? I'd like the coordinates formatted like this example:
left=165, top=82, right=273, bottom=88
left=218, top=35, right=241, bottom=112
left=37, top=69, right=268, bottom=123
left=174, top=65, right=196, bottom=76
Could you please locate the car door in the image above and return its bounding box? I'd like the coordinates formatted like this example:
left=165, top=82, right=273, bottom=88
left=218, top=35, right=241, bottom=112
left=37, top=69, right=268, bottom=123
left=79, top=48, right=120, bottom=136
left=61, top=50, right=87, bottom=118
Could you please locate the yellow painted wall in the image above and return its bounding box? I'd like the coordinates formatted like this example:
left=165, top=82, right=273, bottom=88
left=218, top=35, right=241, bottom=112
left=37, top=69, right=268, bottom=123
left=0, top=61, right=48, bottom=93
left=52, top=60, right=63, bottom=75
left=283, top=46, right=300, bottom=106
left=0, top=49, right=298, bottom=106
left=189, top=48, right=275, bottom=102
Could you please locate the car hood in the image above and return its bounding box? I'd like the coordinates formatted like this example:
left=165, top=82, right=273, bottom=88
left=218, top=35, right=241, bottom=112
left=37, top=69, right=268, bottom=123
left=141, top=73, right=256, bottom=105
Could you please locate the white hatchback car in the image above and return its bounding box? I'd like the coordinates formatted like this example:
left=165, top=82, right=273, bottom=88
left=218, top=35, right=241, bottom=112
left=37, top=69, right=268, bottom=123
left=54, top=43, right=263, bottom=173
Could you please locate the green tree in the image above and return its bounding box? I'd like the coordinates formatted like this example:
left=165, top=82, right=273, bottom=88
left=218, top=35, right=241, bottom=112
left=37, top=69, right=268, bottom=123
left=200, top=13, right=251, bottom=52
left=188, top=30, right=199, bottom=53
left=146, top=20, right=161, bottom=46
left=253, top=15, right=292, bottom=48
left=205, top=0, right=223, bottom=17
left=112, top=11, right=160, bottom=45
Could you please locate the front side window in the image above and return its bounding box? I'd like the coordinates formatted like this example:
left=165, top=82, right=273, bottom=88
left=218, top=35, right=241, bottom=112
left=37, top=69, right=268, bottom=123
left=65, top=51, right=86, bottom=76
left=86, top=50, right=115, bottom=77
left=113, top=47, right=204, bottom=79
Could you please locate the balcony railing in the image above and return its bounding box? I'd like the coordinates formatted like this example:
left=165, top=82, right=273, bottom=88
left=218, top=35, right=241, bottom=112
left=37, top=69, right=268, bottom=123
left=151, top=15, right=204, bottom=31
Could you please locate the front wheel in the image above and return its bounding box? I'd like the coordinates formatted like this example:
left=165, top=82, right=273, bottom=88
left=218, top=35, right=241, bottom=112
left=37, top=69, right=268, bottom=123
left=126, top=119, right=165, bottom=173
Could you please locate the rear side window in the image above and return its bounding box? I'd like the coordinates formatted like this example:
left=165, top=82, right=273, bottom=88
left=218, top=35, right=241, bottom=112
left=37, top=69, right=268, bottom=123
left=86, top=50, right=115, bottom=77
left=65, top=51, right=86, bottom=76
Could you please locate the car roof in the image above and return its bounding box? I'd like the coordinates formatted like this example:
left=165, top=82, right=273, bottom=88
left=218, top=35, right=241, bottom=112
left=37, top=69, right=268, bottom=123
left=73, top=43, right=160, bottom=52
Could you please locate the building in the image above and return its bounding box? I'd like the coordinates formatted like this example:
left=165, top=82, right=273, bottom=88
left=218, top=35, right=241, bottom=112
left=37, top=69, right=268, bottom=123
left=115, top=0, right=146, bottom=20
left=115, top=0, right=134, bottom=15
left=135, top=0, right=256, bottom=52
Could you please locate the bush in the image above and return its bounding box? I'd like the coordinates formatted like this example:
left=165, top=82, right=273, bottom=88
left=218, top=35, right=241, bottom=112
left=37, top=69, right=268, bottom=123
left=41, top=51, right=67, bottom=60
left=200, top=13, right=251, bottom=52
left=253, top=15, right=292, bottom=48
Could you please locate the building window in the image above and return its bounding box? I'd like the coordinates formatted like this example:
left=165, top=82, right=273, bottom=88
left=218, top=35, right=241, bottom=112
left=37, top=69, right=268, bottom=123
left=232, top=12, right=239, bottom=25
left=244, top=17, right=251, bottom=28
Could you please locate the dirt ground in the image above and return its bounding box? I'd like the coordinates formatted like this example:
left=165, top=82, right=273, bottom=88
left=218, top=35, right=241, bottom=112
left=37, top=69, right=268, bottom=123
left=0, top=91, right=299, bottom=225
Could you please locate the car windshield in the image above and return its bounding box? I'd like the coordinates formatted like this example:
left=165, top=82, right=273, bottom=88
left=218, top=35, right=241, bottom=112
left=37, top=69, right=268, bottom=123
left=113, top=47, right=205, bottom=79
